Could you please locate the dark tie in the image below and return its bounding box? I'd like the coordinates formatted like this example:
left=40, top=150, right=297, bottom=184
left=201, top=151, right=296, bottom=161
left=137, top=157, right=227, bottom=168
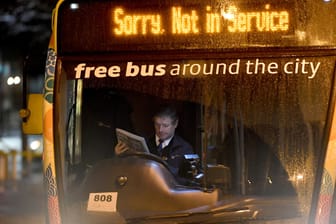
left=157, top=140, right=163, bottom=155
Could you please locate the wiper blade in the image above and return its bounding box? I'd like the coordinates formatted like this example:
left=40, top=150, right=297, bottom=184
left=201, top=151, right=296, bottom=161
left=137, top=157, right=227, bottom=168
left=127, top=206, right=253, bottom=224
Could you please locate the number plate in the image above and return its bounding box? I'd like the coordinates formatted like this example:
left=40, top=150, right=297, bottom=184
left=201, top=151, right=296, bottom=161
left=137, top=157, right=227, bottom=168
left=87, top=192, right=118, bottom=212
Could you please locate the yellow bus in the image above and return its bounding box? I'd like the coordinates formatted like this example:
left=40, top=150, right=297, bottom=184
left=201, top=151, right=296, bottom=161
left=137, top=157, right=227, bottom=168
left=21, top=0, right=336, bottom=223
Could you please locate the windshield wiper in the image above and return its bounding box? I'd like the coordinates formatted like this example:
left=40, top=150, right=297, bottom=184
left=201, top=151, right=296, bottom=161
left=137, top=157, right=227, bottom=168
left=127, top=206, right=253, bottom=224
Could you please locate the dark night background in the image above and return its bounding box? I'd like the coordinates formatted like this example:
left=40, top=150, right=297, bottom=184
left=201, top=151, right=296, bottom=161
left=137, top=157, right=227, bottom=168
left=0, top=0, right=57, bottom=136
left=0, top=0, right=55, bottom=56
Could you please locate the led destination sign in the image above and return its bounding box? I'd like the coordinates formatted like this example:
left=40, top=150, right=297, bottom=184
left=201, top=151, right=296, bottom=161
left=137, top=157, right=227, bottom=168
left=58, top=0, right=294, bottom=52
left=113, top=4, right=289, bottom=36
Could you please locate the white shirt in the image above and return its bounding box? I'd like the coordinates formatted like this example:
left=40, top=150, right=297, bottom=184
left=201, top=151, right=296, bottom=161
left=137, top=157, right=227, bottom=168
left=155, top=135, right=173, bottom=149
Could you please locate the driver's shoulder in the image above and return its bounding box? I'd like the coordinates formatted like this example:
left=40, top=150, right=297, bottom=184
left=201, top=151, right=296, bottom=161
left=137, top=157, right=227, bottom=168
left=171, top=135, right=193, bottom=153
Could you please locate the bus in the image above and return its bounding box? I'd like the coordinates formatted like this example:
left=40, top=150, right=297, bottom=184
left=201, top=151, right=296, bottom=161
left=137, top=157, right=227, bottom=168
left=20, top=0, right=336, bottom=223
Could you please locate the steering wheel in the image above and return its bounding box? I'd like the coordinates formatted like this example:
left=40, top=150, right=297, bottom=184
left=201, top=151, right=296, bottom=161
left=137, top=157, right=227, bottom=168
left=119, top=152, right=170, bottom=170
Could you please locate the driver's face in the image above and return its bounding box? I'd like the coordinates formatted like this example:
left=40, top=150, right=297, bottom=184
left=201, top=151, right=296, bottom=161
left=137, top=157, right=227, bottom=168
left=154, top=116, right=178, bottom=141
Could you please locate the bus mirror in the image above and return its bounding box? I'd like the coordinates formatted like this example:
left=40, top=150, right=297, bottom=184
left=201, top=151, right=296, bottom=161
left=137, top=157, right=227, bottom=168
left=19, top=94, right=43, bottom=134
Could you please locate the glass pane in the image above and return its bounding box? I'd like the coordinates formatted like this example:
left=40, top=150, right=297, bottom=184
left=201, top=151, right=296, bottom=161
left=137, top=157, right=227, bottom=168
left=55, top=54, right=334, bottom=223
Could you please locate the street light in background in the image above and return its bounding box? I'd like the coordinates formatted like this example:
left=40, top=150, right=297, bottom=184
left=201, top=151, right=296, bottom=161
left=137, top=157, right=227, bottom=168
left=7, top=75, right=21, bottom=86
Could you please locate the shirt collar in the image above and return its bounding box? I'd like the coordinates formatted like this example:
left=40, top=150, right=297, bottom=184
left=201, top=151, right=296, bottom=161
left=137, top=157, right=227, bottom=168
left=156, top=135, right=173, bottom=148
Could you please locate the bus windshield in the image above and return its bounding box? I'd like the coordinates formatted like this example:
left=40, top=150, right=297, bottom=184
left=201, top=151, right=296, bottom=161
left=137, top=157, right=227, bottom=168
left=53, top=50, right=335, bottom=223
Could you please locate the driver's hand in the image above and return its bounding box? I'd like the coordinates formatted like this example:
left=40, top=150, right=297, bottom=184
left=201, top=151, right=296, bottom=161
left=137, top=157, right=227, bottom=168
left=114, top=142, right=129, bottom=155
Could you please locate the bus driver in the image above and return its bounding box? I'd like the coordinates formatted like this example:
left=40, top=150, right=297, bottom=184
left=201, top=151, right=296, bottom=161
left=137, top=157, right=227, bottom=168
left=115, top=105, right=194, bottom=179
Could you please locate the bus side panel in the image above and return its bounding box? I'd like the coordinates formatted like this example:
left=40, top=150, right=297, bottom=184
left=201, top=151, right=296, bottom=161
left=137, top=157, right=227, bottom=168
left=42, top=3, right=63, bottom=223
